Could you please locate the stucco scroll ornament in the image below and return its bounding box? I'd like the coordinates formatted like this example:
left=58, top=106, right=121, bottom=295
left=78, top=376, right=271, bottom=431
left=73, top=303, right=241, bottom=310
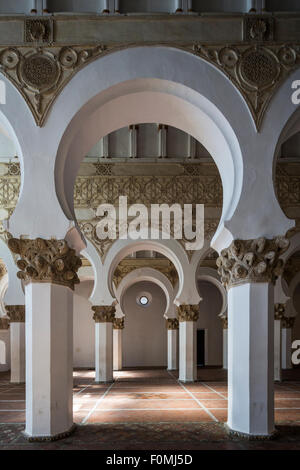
left=274, top=303, right=285, bottom=321
left=177, top=304, right=199, bottom=322
left=216, top=237, right=290, bottom=290
left=166, top=318, right=179, bottom=329
left=92, top=305, right=116, bottom=323
left=7, top=237, right=82, bottom=290
left=5, top=305, right=25, bottom=322
left=113, top=317, right=125, bottom=329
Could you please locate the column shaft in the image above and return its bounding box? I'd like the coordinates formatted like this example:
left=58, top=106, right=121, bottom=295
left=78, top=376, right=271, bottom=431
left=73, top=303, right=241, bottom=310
left=228, top=283, right=274, bottom=436
left=95, top=322, right=113, bottom=382
left=167, top=328, right=178, bottom=371
left=223, top=328, right=228, bottom=370
left=179, top=321, right=197, bottom=382
left=25, top=283, right=74, bottom=439
left=10, top=322, right=25, bottom=383
left=0, top=320, right=10, bottom=372
left=113, top=328, right=122, bottom=371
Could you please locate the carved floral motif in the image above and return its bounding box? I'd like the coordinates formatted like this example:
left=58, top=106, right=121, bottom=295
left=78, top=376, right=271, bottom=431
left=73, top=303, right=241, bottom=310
left=274, top=303, right=285, bottom=321
left=113, top=317, right=124, bottom=329
left=6, top=305, right=25, bottom=322
left=216, top=237, right=290, bottom=290
left=92, top=305, right=116, bottom=322
left=177, top=304, right=199, bottom=322
left=7, top=238, right=82, bottom=290
left=166, top=318, right=179, bottom=329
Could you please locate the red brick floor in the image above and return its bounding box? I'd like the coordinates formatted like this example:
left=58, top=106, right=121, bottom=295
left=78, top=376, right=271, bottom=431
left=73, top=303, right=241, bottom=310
left=1, top=367, right=300, bottom=449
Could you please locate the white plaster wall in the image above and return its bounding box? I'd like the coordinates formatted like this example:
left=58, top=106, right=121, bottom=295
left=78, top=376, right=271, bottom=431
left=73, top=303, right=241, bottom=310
left=73, top=280, right=94, bottom=368
left=122, top=281, right=167, bottom=367
left=196, top=280, right=223, bottom=366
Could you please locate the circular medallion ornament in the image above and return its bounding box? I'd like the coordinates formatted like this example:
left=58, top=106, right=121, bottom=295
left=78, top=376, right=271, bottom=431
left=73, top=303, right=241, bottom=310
left=278, top=46, right=296, bottom=66
left=59, top=47, right=78, bottom=68
left=239, top=48, right=279, bottom=89
left=219, top=47, right=238, bottom=68
left=20, top=53, right=59, bottom=92
left=0, top=49, right=19, bottom=69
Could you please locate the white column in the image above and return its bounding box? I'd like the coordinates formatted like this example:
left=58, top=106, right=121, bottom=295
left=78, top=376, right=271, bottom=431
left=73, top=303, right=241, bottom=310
left=167, top=319, right=179, bottom=370
left=274, top=318, right=282, bottom=382
left=0, top=318, right=10, bottom=372
left=158, top=124, right=167, bottom=158
left=113, top=320, right=123, bottom=371
left=227, top=282, right=274, bottom=437
left=6, top=305, right=25, bottom=384
left=99, top=135, right=109, bottom=158
left=93, top=306, right=115, bottom=383
left=129, top=125, right=138, bottom=158
left=187, top=134, right=196, bottom=159
left=175, top=0, right=183, bottom=12
left=95, top=322, right=113, bottom=382
left=223, top=327, right=228, bottom=370
left=25, top=283, right=74, bottom=439
left=10, top=322, right=25, bottom=383
left=179, top=321, right=196, bottom=382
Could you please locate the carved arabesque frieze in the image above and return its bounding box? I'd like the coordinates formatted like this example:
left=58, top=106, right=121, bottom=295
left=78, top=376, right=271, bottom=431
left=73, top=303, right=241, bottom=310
left=92, top=305, right=116, bottom=323
left=74, top=172, right=222, bottom=209
left=113, top=258, right=179, bottom=289
left=6, top=305, right=25, bottom=322
left=177, top=304, right=199, bottom=322
left=7, top=237, right=82, bottom=290
left=216, top=237, right=290, bottom=290
left=0, top=42, right=298, bottom=129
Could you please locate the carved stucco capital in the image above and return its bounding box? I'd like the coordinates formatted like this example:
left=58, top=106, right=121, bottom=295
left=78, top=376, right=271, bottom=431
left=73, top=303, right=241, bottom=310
left=166, top=318, right=179, bottom=330
left=92, top=305, right=116, bottom=323
left=8, top=238, right=82, bottom=290
left=113, top=317, right=124, bottom=329
left=274, top=303, right=286, bottom=320
left=0, top=317, right=9, bottom=329
left=281, top=316, right=296, bottom=329
left=6, top=305, right=25, bottom=322
left=219, top=316, right=228, bottom=329
left=177, top=304, right=199, bottom=322
left=216, top=237, right=290, bottom=290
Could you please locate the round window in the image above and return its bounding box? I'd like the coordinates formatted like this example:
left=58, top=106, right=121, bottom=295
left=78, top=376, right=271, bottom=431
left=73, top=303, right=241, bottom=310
left=139, top=296, right=149, bottom=306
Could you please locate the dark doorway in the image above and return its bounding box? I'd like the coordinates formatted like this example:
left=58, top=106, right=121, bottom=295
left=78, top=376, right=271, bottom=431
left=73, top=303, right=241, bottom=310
left=197, top=329, right=205, bottom=366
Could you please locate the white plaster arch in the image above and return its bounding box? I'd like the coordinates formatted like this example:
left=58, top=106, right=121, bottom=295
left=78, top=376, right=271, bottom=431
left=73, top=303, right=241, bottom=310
left=104, top=236, right=189, bottom=302
left=196, top=267, right=227, bottom=317
left=116, top=267, right=176, bottom=319
left=0, top=273, right=8, bottom=316
left=47, top=46, right=249, bottom=251
left=0, top=238, right=24, bottom=305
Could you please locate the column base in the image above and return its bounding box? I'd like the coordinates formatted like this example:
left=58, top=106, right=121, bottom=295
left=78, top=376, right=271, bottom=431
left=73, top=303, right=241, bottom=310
left=23, top=423, right=76, bottom=442
left=95, top=380, right=114, bottom=384
left=224, top=423, right=278, bottom=441
left=178, top=379, right=197, bottom=384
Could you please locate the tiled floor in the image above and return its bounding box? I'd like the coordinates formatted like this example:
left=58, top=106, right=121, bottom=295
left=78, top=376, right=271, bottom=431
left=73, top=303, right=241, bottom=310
left=1, top=367, right=300, bottom=449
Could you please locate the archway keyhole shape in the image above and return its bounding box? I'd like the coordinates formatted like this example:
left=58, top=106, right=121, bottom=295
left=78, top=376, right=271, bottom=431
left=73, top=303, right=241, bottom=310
left=53, top=47, right=245, bottom=251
